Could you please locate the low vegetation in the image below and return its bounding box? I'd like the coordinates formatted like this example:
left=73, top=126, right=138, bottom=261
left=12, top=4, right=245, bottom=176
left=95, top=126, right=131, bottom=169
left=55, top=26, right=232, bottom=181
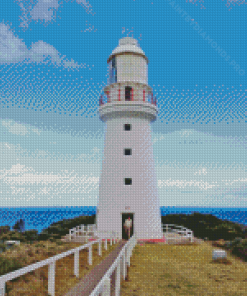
left=0, top=212, right=246, bottom=295
left=121, top=242, right=247, bottom=296
left=0, top=239, right=119, bottom=296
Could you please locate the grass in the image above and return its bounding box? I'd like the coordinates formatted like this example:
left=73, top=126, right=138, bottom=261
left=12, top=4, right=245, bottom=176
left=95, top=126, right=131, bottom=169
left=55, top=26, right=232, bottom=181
left=120, top=241, right=247, bottom=296
left=1, top=238, right=119, bottom=296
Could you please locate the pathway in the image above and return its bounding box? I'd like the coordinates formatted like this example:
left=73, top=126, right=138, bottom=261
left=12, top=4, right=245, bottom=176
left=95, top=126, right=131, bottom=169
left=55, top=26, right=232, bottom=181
left=63, top=240, right=127, bottom=296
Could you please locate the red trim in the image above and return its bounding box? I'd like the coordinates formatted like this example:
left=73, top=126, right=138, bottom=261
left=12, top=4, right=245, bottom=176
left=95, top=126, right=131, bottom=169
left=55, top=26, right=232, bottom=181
left=143, top=90, right=145, bottom=102
left=118, top=88, right=121, bottom=101
left=107, top=91, right=110, bottom=103
left=151, top=93, right=153, bottom=104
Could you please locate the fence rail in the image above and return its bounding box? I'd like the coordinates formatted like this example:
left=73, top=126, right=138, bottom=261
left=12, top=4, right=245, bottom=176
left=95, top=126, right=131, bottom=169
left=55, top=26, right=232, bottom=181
left=99, top=91, right=157, bottom=106
left=0, top=223, right=193, bottom=296
left=162, top=224, right=194, bottom=243
left=0, top=231, right=119, bottom=296
left=89, top=233, right=137, bottom=296
left=69, top=224, right=97, bottom=241
left=68, top=223, right=194, bottom=243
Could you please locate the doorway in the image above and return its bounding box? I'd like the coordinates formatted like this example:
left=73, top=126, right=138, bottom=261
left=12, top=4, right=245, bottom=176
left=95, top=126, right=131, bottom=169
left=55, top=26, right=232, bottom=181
left=125, top=86, right=132, bottom=101
left=122, top=213, right=134, bottom=240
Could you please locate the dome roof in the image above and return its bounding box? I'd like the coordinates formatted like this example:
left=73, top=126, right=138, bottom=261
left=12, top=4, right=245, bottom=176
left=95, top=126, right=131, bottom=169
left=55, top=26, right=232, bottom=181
left=108, top=37, right=148, bottom=63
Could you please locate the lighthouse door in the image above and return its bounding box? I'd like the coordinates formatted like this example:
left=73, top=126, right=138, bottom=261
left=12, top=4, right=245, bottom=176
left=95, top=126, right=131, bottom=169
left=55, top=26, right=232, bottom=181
left=122, top=213, right=134, bottom=240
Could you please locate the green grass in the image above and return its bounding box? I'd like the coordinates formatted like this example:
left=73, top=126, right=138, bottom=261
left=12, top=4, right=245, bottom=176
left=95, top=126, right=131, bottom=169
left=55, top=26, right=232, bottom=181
left=120, top=241, right=247, bottom=296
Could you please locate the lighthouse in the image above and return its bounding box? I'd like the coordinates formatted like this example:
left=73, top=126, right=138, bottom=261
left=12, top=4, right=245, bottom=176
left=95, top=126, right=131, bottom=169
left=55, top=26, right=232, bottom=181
left=96, top=37, right=163, bottom=240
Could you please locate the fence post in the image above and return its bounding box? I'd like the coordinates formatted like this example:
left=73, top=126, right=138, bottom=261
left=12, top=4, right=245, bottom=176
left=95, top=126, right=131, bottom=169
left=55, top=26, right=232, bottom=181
left=74, top=249, right=79, bottom=278
left=88, top=245, right=92, bottom=265
left=126, top=245, right=130, bottom=267
left=104, top=237, right=107, bottom=250
left=110, top=237, right=112, bottom=246
left=0, top=281, right=5, bottom=296
left=122, top=252, right=126, bottom=279
left=98, top=239, right=102, bottom=256
left=115, top=260, right=121, bottom=296
left=69, top=229, right=72, bottom=241
left=48, top=261, right=56, bottom=296
left=101, top=276, right=111, bottom=296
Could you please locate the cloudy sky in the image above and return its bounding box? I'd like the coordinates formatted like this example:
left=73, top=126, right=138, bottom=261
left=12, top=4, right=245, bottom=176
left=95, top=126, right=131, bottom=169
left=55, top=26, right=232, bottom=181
left=0, top=0, right=246, bottom=208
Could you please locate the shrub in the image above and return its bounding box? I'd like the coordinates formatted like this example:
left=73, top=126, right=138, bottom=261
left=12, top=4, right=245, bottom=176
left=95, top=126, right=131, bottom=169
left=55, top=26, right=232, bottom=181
left=0, top=257, right=23, bottom=276
left=0, top=243, right=7, bottom=253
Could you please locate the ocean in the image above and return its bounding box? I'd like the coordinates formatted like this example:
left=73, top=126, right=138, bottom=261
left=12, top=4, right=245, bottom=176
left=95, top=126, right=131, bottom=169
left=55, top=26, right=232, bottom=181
left=0, top=207, right=246, bottom=234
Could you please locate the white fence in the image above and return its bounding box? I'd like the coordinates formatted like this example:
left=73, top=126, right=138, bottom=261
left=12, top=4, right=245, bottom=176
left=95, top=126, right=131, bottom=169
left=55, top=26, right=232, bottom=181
left=69, top=224, right=97, bottom=241
left=0, top=231, right=119, bottom=296
left=69, top=223, right=194, bottom=243
left=0, top=222, right=194, bottom=296
left=89, top=233, right=137, bottom=296
left=162, top=224, right=194, bottom=243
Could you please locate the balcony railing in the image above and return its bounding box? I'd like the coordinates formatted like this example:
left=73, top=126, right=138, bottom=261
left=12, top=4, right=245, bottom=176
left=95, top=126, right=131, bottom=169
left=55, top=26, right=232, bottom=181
left=99, top=89, right=157, bottom=106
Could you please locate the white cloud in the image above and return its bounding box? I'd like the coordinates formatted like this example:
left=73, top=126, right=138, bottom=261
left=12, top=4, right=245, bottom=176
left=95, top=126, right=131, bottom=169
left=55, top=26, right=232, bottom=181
left=0, top=22, right=84, bottom=69
left=194, top=168, right=207, bottom=175
left=17, top=0, right=94, bottom=29
left=32, top=128, right=42, bottom=135
left=1, top=164, right=99, bottom=195
left=1, top=119, right=43, bottom=136
left=2, top=119, right=29, bottom=136
left=0, top=22, right=28, bottom=63
left=158, top=179, right=218, bottom=190
left=179, top=129, right=194, bottom=137
left=7, top=163, right=35, bottom=175
left=30, top=0, right=59, bottom=23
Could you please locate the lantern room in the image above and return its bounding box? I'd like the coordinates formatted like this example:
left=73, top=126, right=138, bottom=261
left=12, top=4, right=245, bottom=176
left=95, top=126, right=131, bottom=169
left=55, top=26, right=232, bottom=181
left=107, top=37, right=148, bottom=85
left=101, top=37, right=156, bottom=105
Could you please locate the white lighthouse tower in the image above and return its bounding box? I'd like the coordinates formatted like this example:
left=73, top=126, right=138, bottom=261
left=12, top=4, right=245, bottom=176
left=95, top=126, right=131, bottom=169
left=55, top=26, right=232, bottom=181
left=96, top=37, right=163, bottom=240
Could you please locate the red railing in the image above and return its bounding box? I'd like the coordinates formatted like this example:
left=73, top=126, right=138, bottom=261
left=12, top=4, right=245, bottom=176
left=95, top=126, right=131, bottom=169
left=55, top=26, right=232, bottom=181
left=99, top=90, right=157, bottom=106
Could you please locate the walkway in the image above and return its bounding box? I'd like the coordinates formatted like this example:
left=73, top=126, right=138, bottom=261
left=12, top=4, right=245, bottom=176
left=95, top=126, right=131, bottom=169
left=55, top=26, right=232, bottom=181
left=64, top=240, right=127, bottom=296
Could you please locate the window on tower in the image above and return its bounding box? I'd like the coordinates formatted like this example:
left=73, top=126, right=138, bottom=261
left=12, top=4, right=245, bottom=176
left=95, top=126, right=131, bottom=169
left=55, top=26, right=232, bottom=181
left=124, top=124, right=131, bottom=131
left=124, top=148, right=132, bottom=155
left=125, top=86, right=132, bottom=101
left=108, top=56, right=117, bottom=84
left=125, top=178, right=132, bottom=185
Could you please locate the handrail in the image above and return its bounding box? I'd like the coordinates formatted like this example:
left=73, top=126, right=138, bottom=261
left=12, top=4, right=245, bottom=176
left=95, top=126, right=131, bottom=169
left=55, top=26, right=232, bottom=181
left=162, top=223, right=194, bottom=243
left=89, top=233, right=137, bottom=296
left=0, top=231, right=118, bottom=296
left=69, top=224, right=96, bottom=240
left=69, top=223, right=193, bottom=243
left=99, top=91, right=157, bottom=106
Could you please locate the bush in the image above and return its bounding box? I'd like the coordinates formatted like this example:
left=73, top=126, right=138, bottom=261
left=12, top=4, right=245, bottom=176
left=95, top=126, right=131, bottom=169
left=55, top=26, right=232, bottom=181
left=22, top=229, right=39, bottom=243
left=0, top=257, right=23, bottom=276
left=224, top=241, right=233, bottom=249
left=0, top=243, right=7, bottom=253
left=0, top=226, right=11, bottom=235
left=231, top=239, right=247, bottom=262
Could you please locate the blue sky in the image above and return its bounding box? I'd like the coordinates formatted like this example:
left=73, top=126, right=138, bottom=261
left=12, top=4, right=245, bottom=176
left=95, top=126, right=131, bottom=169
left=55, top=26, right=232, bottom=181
left=0, top=0, right=246, bottom=208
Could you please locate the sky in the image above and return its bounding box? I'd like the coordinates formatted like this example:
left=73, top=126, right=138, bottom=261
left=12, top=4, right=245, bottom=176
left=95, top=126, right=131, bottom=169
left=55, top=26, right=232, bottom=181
left=0, top=0, right=246, bottom=208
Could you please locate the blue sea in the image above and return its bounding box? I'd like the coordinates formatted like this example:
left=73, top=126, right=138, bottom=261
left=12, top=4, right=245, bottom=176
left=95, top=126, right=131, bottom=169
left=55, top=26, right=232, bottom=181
left=0, top=207, right=246, bottom=234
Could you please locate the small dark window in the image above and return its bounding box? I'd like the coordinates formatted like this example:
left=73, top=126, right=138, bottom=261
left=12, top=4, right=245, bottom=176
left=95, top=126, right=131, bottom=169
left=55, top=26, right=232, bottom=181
left=125, top=86, right=132, bottom=101
left=112, top=56, right=116, bottom=68
left=125, top=178, right=132, bottom=185
left=124, top=149, right=131, bottom=155
left=124, top=124, right=131, bottom=131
